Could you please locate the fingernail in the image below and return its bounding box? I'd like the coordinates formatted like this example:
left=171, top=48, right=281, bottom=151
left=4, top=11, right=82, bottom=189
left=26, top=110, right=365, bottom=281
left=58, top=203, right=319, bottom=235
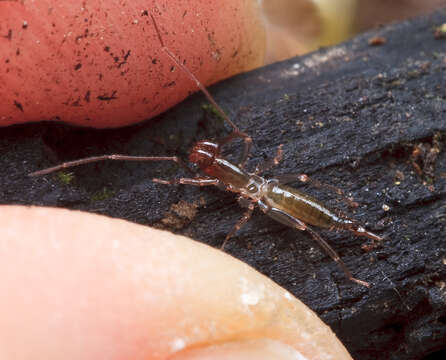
left=171, top=338, right=312, bottom=360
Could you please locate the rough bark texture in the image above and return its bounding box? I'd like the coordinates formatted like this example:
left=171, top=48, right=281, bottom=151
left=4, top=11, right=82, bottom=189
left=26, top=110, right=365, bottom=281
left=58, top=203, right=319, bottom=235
left=1, top=10, right=446, bottom=360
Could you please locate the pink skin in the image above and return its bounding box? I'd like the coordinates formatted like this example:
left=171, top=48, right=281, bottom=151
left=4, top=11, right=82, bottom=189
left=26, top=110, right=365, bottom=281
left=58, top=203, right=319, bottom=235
left=0, top=0, right=265, bottom=128
left=0, top=205, right=353, bottom=360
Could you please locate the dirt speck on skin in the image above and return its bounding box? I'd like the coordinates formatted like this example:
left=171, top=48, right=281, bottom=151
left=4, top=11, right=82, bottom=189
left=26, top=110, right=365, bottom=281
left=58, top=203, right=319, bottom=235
left=158, top=199, right=205, bottom=230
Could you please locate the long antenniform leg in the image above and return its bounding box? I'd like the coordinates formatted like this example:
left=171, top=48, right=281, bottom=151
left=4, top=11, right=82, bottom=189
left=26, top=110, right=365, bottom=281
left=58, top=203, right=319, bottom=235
left=150, top=13, right=253, bottom=168
left=29, top=155, right=194, bottom=177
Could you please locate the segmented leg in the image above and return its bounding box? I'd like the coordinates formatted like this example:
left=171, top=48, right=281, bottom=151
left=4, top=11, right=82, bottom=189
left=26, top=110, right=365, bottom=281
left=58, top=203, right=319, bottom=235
left=150, top=13, right=252, bottom=168
left=218, top=132, right=253, bottom=169
left=255, top=144, right=284, bottom=175
left=257, top=200, right=370, bottom=287
left=274, top=173, right=359, bottom=208
left=221, top=200, right=255, bottom=250
left=304, top=226, right=370, bottom=287
left=29, top=155, right=194, bottom=177
left=152, top=177, right=219, bottom=186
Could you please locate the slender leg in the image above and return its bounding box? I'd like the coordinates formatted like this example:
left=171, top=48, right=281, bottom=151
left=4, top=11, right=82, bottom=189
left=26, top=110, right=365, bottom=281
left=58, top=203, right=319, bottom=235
left=29, top=155, right=193, bottom=177
left=257, top=200, right=370, bottom=287
left=153, top=177, right=219, bottom=186
left=255, top=144, right=284, bottom=175
left=221, top=200, right=255, bottom=250
left=150, top=14, right=252, bottom=169
left=304, top=226, right=370, bottom=287
left=218, top=132, right=253, bottom=169
left=274, top=173, right=359, bottom=208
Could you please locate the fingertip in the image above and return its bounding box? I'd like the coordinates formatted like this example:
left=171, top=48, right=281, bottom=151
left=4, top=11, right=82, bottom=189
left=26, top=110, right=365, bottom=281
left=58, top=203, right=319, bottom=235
left=0, top=205, right=352, bottom=360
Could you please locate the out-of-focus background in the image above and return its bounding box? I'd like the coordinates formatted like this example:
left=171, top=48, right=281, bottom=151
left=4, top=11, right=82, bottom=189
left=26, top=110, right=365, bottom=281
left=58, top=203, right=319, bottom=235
left=261, top=0, right=446, bottom=63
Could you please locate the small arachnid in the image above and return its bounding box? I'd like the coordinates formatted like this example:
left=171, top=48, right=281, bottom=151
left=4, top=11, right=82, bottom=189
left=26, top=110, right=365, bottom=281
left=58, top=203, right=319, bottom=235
left=29, top=13, right=383, bottom=288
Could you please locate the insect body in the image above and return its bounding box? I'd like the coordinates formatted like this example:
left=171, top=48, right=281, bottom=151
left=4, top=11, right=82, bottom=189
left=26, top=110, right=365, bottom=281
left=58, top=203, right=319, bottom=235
left=165, top=138, right=382, bottom=288
left=29, top=13, right=382, bottom=287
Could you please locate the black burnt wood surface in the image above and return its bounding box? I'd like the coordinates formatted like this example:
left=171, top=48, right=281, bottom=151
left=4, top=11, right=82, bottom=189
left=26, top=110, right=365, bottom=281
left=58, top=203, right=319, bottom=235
left=1, top=10, right=446, bottom=360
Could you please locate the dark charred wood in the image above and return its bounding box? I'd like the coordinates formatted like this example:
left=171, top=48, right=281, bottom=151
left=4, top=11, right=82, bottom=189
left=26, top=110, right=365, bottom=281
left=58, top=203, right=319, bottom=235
left=1, top=9, right=446, bottom=360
